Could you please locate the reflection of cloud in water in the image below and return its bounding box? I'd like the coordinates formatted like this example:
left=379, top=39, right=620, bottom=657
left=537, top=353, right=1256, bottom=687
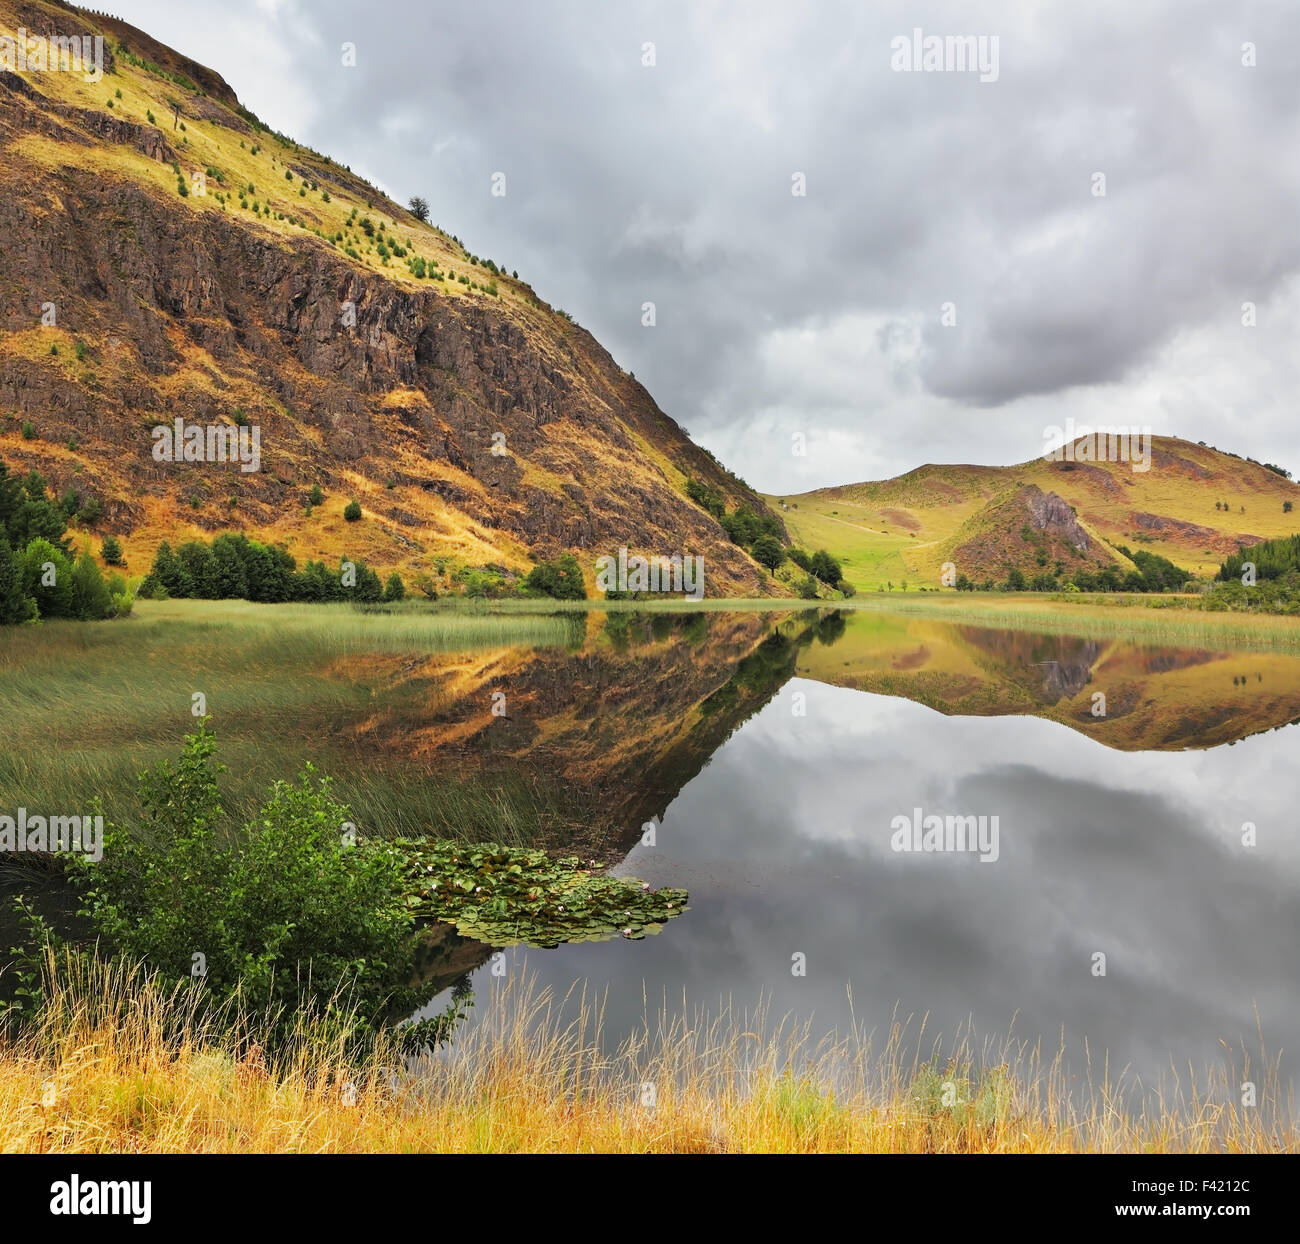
left=453, top=679, right=1300, bottom=1096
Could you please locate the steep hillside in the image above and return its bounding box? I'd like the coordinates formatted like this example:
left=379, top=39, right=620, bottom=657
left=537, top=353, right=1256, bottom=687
left=772, top=437, right=1300, bottom=590
left=0, top=0, right=785, bottom=595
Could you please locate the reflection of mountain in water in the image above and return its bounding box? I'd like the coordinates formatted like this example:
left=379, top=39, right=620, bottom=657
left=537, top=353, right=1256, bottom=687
left=797, top=611, right=1300, bottom=751
left=955, top=627, right=1102, bottom=704
left=340, top=610, right=821, bottom=857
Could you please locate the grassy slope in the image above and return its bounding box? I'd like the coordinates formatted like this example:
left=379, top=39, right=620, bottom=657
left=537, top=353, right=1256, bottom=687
left=770, top=437, right=1300, bottom=590
left=0, top=1, right=777, bottom=594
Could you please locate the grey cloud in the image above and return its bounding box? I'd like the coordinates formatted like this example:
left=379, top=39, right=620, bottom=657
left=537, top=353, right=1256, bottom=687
left=118, top=0, right=1300, bottom=486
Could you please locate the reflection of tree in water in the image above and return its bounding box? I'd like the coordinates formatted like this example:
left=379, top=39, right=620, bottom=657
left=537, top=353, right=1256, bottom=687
left=814, top=610, right=848, bottom=646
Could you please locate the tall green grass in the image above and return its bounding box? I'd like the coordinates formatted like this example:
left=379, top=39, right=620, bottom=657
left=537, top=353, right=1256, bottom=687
left=0, top=600, right=579, bottom=841
left=844, top=593, right=1300, bottom=652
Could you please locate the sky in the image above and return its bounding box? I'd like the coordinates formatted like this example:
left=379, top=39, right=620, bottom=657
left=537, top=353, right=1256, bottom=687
left=113, top=0, right=1300, bottom=494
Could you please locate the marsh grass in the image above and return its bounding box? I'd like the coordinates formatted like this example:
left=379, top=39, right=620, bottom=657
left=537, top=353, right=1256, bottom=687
left=0, top=601, right=578, bottom=840
left=840, top=593, right=1300, bottom=652
left=1, top=955, right=1292, bottom=1153
left=419, top=593, right=1300, bottom=651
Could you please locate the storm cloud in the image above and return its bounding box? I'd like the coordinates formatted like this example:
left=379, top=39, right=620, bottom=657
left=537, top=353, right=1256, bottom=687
left=116, top=0, right=1300, bottom=490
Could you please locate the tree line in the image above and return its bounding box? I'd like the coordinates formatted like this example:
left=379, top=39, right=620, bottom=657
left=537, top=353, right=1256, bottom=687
left=140, top=533, right=405, bottom=603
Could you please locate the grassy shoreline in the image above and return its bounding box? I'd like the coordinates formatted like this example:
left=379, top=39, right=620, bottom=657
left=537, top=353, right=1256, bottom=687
left=2, top=955, right=1292, bottom=1154
left=388, top=592, right=1300, bottom=651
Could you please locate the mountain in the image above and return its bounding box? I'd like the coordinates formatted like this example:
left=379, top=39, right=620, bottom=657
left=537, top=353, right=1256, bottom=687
left=0, top=0, right=784, bottom=596
left=771, top=437, right=1300, bottom=591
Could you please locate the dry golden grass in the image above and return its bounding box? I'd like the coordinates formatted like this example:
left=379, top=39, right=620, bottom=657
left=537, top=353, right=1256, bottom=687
left=2, top=952, right=1293, bottom=1154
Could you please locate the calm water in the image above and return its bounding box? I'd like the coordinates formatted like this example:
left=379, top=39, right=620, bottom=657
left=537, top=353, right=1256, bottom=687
left=412, top=609, right=1300, bottom=1096
left=7, top=603, right=1300, bottom=1097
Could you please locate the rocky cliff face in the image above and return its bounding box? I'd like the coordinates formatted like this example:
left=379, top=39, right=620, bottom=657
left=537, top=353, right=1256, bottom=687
left=1025, top=487, right=1090, bottom=552
left=0, top=0, right=784, bottom=595
left=951, top=484, right=1119, bottom=582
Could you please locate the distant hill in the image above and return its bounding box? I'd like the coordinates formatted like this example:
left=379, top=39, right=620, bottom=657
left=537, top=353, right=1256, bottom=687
left=0, top=0, right=784, bottom=596
left=770, top=437, right=1300, bottom=591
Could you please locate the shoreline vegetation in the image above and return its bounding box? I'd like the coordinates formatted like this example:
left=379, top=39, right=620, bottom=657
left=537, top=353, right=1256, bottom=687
left=1, top=954, right=1292, bottom=1154
left=277, top=592, right=1300, bottom=651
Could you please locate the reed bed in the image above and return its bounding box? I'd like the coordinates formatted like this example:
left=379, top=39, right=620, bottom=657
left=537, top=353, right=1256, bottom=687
left=1, top=954, right=1292, bottom=1154
left=0, top=600, right=578, bottom=838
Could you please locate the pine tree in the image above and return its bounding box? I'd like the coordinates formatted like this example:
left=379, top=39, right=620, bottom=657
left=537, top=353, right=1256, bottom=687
left=0, top=535, right=36, bottom=624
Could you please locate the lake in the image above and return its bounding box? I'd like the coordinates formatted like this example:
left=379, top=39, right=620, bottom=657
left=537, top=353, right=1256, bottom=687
left=4, top=601, right=1299, bottom=1105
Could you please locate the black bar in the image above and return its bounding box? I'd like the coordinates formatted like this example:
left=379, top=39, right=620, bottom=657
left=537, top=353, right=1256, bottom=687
left=1, top=1153, right=1287, bottom=1230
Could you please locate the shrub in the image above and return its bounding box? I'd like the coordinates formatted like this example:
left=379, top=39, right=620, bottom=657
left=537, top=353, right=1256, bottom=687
left=70, top=725, right=427, bottom=1049
left=525, top=553, right=587, bottom=600
left=100, top=535, right=124, bottom=566
left=343, top=499, right=362, bottom=522
left=0, top=535, right=36, bottom=624
left=751, top=534, right=785, bottom=572
left=21, top=539, right=75, bottom=618
left=20, top=421, right=35, bottom=440
left=382, top=572, right=406, bottom=602
left=308, top=483, right=324, bottom=506
left=809, top=550, right=843, bottom=586
left=70, top=549, right=114, bottom=619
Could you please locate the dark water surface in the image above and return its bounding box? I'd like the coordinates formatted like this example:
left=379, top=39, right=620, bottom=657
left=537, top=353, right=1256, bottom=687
left=414, top=608, right=1300, bottom=1097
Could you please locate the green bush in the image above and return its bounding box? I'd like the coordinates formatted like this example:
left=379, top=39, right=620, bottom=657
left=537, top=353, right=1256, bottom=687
left=21, top=539, right=75, bottom=618
left=382, top=572, right=406, bottom=602
left=343, top=499, right=362, bottom=522
left=750, top=534, right=785, bottom=571
left=100, top=535, right=124, bottom=566
left=0, top=535, right=36, bottom=624
left=70, top=725, right=431, bottom=1049
left=809, top=550, right=842, bottom=586
left=525, top=553, right=587, bottom=600
left=308, top=483, right=324, bottom=506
